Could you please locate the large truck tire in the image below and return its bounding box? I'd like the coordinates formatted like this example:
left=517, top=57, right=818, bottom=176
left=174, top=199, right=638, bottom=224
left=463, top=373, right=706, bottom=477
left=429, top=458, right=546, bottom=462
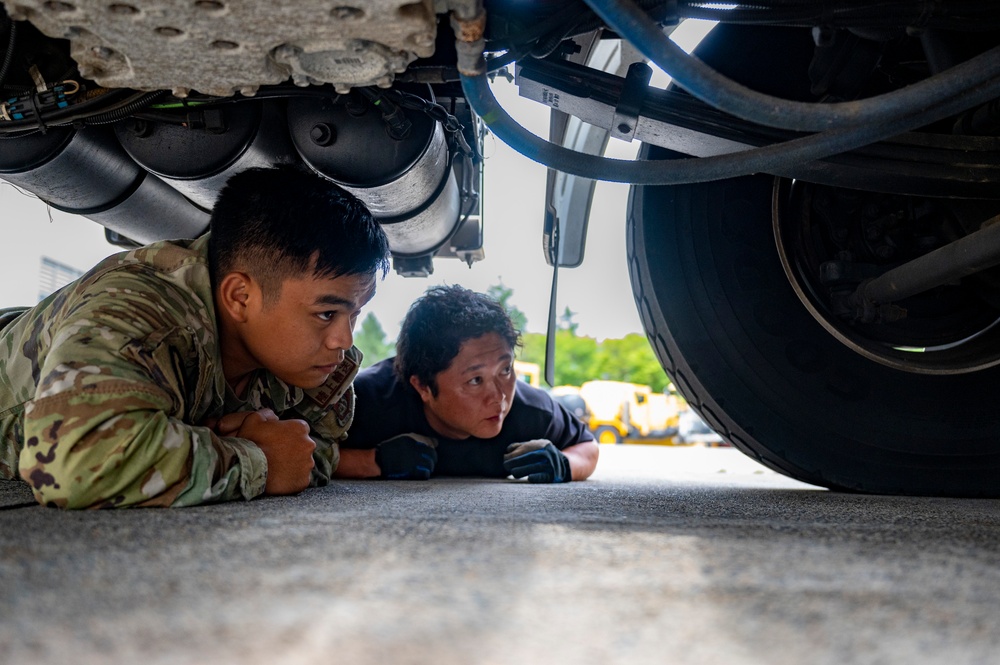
left=626, top=171, right=1000, bottom=496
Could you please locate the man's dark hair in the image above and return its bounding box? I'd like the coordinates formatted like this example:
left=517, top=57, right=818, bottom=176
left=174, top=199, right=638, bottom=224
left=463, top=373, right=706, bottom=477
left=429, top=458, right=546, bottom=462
left=395, top=285, right=522, bottom=395
left=208, top=165, right=390, bottom=303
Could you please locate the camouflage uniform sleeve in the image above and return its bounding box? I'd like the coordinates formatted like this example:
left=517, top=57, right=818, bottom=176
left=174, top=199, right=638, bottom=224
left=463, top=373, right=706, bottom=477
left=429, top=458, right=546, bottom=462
left=291, top=348, right=360, bottom=487
left=19, top=287, right=267, bottom=509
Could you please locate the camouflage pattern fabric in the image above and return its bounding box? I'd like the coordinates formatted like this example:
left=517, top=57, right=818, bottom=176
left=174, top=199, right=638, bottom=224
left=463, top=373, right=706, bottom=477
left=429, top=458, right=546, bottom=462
left=0, top=236, right=358, bottom=509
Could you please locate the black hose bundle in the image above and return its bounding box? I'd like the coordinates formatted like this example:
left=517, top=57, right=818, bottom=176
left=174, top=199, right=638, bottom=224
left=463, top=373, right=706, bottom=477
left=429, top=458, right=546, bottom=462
left=460, top=68, right=1000, bottom=185
left=585, top=0, right=1000, bottom=132
left=0, top=12, right=16, bottom=89
left=81, top=90, right=168, bottom=125
left=676, top=0, right=1000, bottom=30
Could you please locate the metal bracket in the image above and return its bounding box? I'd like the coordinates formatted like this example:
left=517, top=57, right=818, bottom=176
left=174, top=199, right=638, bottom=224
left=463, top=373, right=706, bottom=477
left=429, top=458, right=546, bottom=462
left=516, top=56, right=1000, bottom=197
left=611, top=62, right=652, bottom=142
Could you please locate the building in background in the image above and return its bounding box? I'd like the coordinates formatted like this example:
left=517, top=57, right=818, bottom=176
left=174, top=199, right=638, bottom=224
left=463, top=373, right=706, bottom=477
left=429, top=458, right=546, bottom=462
left=38, top=256, right=83, bottom=301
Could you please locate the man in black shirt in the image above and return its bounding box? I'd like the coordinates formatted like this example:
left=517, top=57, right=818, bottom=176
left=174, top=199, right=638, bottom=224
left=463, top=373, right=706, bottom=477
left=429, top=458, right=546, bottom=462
left=337, top=285, right=599, bottom=482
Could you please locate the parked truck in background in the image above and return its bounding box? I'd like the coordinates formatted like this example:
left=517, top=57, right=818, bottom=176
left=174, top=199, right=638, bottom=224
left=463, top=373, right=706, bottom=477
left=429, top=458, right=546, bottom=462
left=514, top=360, right=541, bottom=388
left=550, top=385, right=592, bottom=426
left=578, top=380, right=680, bottom=444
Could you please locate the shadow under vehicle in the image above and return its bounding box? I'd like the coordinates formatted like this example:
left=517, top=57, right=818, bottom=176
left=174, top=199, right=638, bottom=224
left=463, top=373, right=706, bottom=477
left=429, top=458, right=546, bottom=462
left=1, top=1, right=999, bottom=496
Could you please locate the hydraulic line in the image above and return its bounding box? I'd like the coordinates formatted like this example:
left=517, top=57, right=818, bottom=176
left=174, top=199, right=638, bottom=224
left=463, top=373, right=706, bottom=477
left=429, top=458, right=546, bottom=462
left=80, top=91, right=167, bottom=125
left=0, top=89, right=168, bottom=133
left=676, top=1, right=1000, bottom=30
left=459, top=70, right=1000, bottom=185
left=584, top=0, right=1000, bottom=132
left=0, top=20, right=15, bottom=88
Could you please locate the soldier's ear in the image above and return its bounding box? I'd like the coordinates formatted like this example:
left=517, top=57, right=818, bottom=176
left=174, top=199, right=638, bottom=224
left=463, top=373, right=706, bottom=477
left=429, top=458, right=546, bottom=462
left=217, top=271, right=253, bottom=323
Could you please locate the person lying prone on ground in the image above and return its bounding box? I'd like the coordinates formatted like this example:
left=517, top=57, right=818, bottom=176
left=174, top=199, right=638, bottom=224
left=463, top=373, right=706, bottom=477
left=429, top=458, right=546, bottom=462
left=336, top=285, right=599, bottom=482
left=0, top=166, right=390, bottom=508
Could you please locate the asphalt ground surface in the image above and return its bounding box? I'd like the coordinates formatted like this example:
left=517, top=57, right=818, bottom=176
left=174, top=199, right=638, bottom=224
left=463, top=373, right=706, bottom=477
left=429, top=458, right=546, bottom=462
left=2, top=444, right=999, bottom=665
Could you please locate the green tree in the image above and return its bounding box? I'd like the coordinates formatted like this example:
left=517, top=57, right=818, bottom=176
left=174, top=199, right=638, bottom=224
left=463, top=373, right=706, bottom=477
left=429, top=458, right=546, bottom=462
left=354, top=312, right=395, bottom=368
left=520, top=330, right=599, bottom=387
left=553, top=330, right=600, bottom=386
left=521, top=330, right=667, bottom=390
left=559, top=306, right=579, bottom=334
left=488, top=282, right=667, bottom=391
left=592, top=333, right=669, bottom=391
left=520, top=331, right=547, bottom=366
left=486, top=279, right=528, bottom=333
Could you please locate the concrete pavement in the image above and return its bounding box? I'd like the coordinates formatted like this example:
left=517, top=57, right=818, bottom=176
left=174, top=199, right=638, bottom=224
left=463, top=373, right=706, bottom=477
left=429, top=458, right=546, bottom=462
left=2, top=444, right=999, bottom=665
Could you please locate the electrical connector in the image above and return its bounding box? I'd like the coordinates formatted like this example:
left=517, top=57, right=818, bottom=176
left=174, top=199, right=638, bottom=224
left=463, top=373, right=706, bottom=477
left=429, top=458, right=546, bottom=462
left=0, top=80, right=80, bottom=122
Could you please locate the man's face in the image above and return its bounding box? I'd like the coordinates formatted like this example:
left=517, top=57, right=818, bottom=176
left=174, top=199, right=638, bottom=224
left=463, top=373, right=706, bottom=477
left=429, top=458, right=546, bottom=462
left=241, top=271, right=376, bottom=389
left=410, top=332, right=517, bottom=440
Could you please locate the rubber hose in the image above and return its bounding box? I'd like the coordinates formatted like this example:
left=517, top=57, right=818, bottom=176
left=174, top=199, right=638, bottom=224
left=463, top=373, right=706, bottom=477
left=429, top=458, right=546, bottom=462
left=459, top=71, right=1000, bottom=185
left=585, top=0, right=1000, bottom=132
left=0, top=22, right=16, bottom=88
left=81, top=91, right=167, bottom=125
left=674, top=6, right=978, bottom=29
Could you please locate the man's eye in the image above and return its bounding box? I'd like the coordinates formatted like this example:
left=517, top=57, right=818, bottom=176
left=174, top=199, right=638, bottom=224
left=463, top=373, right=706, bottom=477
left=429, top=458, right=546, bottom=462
left=469, top=376, right=482, bottom=386
left=317, top=311, right=336, bottom=322
left=501, top=365, right=513, bottom=375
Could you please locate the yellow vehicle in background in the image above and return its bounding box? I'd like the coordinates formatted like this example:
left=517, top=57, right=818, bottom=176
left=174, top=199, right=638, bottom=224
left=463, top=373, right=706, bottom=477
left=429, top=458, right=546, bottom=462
left=514, top=360, right=540, bottom=388
left=578, top=380, right=681, bottom=444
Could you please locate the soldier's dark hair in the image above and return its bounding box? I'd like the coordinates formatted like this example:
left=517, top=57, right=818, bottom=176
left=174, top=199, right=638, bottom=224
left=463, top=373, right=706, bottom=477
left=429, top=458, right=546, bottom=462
left=395, top=285, right=521, bottom=396
left=208, top=165, right=390, bottom=303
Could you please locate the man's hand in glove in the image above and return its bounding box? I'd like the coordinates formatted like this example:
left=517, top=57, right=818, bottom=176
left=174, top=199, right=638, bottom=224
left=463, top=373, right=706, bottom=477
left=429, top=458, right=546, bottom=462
left=375, top=434, right=438, bottom=480
left=503, top=439, right=571, bottom=483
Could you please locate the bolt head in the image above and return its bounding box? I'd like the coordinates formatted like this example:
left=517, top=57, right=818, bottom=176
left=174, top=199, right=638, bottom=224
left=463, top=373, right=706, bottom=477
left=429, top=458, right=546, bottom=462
left=309, top=123, right=337, bottom=147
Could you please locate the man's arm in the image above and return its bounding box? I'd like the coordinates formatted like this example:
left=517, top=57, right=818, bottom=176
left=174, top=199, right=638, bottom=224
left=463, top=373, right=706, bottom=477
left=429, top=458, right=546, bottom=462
left=503, top=437, right=599, bottom=483
left=546, top=390, right=600, bottom=481
left=208, top=409, right=318, bottom=494
left=562, top=439, right=600, bottom=481
left=334, top=435, right=438, bottom=480
left=20, top=291, right=269, bottom=509
left=333, top=359, right=438, bottom=480
left=502, top=388, right=600, bottom=483
left=334, top=448, right=379, bottom=478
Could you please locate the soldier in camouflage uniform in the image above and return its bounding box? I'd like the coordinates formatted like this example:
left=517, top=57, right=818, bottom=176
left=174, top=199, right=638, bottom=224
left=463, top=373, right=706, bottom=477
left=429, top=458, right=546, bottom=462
left=0, top=166, right=390, bottom=508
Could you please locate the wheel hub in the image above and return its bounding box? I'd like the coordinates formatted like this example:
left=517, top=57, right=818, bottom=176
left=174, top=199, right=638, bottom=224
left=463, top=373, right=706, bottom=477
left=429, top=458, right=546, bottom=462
left=772, top=178, right=1000, bottom=374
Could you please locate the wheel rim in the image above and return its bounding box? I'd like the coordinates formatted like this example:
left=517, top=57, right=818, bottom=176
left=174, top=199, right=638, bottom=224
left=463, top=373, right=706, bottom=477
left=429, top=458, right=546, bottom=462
left=772, top=178, right=1000, bottom=375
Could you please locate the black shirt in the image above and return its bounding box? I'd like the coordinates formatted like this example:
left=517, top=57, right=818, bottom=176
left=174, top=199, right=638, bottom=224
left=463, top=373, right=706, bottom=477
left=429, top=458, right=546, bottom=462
left=345, top=358, right=594, bottom=477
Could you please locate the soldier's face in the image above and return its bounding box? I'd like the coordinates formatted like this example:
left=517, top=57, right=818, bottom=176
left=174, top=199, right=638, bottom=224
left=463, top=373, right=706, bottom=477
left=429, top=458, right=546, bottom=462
left=243, top=271, right=376, bottom=388
left=409, top=333, right=517, bottom=440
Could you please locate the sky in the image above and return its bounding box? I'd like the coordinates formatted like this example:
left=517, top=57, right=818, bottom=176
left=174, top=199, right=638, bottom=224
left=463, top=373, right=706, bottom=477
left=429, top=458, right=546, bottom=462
left=0, top=20, right=715, bottom=342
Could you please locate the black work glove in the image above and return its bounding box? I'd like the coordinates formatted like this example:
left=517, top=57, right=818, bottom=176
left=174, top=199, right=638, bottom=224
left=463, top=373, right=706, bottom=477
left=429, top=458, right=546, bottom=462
left=503, top=439, right=571, bottom=484
left=375, top=434, right=438, bottom=480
